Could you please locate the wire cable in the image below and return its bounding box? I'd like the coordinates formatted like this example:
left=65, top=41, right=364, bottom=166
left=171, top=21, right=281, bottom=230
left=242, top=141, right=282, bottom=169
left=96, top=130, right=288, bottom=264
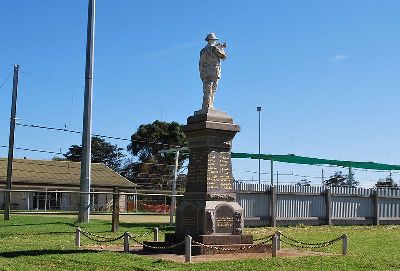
left=0, top=72, right=13, bottom=89
left=16, top=122, right=182, bottom=148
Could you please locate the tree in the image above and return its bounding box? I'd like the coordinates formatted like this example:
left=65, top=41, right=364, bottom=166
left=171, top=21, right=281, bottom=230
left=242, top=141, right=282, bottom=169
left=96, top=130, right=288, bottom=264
left=64, top=136, right=124, bottom=171
left=123, top=120, right=188, bottom=189
left=375, top=175, right=398, bottom=188
left=324, top=171, right=359, bottom=187
left=296, top=179, right=311, bottom=186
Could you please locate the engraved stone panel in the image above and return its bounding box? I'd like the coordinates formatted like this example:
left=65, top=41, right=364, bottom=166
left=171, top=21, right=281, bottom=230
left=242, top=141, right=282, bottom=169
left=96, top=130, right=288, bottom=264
left=215, top=205, right=234, bottom=234
left=207, top=151, right=233, bottom=191
left=182, top=205, right=198, bottom=233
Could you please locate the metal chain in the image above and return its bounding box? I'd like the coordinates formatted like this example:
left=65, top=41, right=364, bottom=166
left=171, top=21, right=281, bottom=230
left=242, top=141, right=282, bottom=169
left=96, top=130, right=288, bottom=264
left=279, top=234, right=343, bottom=249
left=191, top=236, right=273, bottom=252
left=80, top=230, right=125, bottom=243
left=130, top=231, right=151, bottom=239
left=253, top=234, right=275, bottom=242
left=130, top=237, right=185, bottom=250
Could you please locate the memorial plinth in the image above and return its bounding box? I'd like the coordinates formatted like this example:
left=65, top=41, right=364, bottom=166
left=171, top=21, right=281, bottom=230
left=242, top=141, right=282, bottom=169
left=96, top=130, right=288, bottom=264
left=162, top=109, right=257, bottom=253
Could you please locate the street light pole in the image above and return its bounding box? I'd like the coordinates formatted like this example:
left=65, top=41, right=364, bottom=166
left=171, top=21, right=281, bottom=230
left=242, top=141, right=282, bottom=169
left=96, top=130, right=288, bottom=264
left=257, top=106, right=262, bottom=185
left=79, top=0, right=95, bottom=223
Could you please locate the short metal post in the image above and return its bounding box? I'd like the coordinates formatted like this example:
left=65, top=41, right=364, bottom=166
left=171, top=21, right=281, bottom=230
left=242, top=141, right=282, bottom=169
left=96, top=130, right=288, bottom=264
left=75, top=228, right=81, bottom=248
left=153, top=227, right=159, bottom=242
left=272, top=234, right=278, bottom=257
left=275, top=231, right=281, bottom=250
left=185, top=235, right=192, bottom=263
left=342, top=234, right=348, bottom=256
left=124, top=232, right=130, bottom=253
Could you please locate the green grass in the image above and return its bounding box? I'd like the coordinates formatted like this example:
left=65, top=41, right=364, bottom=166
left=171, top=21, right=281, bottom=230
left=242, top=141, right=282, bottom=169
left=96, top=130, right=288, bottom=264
left=1, top=215, right=400, bottom=271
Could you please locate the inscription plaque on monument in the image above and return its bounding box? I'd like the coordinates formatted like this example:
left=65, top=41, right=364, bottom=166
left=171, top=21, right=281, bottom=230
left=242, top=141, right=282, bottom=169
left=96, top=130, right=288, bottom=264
left=182, top=205, right=198, bottom=233
left=215, top=205, right=234, bottom=234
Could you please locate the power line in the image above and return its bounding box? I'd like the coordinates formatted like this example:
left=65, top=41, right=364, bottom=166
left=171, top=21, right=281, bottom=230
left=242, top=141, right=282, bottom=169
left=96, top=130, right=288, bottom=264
left=16, top=122, right=182, bottom=148
left=0, top=72, right=13, bottom=89
left=20, top=70, right=190, bottom=114
left=0, top=145, right=63, bottom=156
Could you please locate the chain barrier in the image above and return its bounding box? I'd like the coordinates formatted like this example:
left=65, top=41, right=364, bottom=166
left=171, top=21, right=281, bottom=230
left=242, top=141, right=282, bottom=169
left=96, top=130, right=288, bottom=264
left=253, top=234, right=275, bottom=242
left=279, top=233, right=343, bottom=249
left=129, top=236, right=185, bottom=250
left=79, top=229, right=125, bottom=243
left=191, top=236, right=274, bottom=252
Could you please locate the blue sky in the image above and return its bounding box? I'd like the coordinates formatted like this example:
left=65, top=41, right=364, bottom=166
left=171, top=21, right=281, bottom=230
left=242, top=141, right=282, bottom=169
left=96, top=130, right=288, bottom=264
left=1, top=1, right=399, bottom=187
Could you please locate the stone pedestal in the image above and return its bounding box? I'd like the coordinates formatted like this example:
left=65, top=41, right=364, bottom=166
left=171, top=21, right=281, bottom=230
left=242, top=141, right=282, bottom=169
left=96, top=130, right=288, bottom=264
left=173, top=109, right=248, bottom=244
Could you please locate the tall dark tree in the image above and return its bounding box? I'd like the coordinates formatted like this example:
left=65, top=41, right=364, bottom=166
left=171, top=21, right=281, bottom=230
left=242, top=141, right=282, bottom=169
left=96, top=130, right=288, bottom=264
left=324, top=171, right=359, bottom=187
left=296, top=179, right=311, bottom=186
left=375, top=175, right=398, bottom=188
left=64, top=136, right=124, bottom=171
left=123, top=120, right=188, bottom=189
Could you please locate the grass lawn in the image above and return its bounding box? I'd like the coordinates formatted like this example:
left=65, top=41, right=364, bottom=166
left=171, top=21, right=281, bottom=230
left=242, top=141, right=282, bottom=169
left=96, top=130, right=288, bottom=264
left=1, top=215, right=399, bottom=271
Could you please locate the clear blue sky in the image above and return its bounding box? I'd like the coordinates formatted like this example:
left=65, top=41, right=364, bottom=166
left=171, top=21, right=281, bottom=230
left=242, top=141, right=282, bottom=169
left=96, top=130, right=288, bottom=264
left=1, top=1, right=399, bottom=187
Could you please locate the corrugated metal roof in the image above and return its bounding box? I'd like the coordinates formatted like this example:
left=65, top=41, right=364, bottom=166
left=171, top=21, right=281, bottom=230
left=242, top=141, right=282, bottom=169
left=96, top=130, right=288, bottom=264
left=0, top=158, right=137, bottom=189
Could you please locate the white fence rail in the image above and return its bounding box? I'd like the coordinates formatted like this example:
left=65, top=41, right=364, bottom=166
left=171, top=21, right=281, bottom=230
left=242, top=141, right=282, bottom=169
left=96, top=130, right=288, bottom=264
left=234, top=183, right=400, bottom=226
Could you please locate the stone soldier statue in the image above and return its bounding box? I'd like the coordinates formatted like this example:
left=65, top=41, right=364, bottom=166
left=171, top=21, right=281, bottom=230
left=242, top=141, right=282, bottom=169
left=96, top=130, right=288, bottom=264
left=199, top=33, right=227, bottom=110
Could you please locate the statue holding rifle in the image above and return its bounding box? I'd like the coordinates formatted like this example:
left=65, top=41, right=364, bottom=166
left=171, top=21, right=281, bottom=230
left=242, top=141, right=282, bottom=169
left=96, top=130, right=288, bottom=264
left=199, top=33, right=227, bottom=110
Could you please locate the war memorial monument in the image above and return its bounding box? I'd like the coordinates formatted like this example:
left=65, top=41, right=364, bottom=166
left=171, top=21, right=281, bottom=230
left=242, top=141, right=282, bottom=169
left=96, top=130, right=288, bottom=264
left=146, top=33, right=269, bottom=255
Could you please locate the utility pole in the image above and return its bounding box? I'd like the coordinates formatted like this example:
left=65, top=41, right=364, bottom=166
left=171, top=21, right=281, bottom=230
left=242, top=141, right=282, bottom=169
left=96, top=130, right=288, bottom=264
left=270, top=159, right=274, bottom=186
left=257, top=106, right=261, bottom=185
left=170, top=150, right=179, bottom=225
left=79, top=0, right=95, bottom=223
left=4, top=64, right=19, bottom=221
left=322, top=169, right=325, bottom=185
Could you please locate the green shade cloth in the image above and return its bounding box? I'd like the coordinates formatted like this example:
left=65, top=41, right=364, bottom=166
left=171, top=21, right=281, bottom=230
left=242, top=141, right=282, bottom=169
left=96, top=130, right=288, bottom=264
left=231, top=153, right=400, bottom=171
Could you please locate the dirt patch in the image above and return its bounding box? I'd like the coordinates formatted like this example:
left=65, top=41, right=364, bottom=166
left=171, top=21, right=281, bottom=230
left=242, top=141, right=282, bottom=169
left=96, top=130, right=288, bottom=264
left=83, top=245, right=337, bottom=263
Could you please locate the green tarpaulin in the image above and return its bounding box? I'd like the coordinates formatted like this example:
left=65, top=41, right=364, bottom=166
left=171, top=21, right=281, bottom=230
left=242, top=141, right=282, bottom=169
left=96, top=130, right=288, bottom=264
left=231, top=153, right=400, bottom=171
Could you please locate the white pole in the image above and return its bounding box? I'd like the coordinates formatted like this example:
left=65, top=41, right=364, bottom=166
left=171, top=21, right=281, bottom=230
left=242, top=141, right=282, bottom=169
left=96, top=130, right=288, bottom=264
left=170, top=150, right=179, bottom=225
left=342, top=234, right=348, bottom=256
left=79, top=0, right=96, bottom=223
left=185, top=235, right=192, bottom=263
left=124, top=232, right=130, bottom=253
left=75, top=228, right=81, bottom=248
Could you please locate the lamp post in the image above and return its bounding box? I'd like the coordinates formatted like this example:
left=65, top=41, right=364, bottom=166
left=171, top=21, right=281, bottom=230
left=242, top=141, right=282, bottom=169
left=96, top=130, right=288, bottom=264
left=257, top=106, right=262, bottom=185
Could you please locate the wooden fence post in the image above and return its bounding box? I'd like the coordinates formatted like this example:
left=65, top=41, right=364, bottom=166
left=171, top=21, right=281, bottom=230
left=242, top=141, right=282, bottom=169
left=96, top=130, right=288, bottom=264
left=112, top=187, right=120, bottom=232
left=325, top=188, right=332, bottom=226
left=373, top=190, right=380, bottom=226
left=270, top=186, right=277, bottom=227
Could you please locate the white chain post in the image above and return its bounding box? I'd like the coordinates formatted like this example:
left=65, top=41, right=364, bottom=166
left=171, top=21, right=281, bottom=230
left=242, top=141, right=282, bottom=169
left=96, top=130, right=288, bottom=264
left=75, top=227, right=81, bottom=248
left=342, top=234, right=348, bottom=256
left=124, top=232, right=130, bottom=253
left=275, top=231, right=281, bottom=250
left=272, top=234, right=278, bottom=257
left=185, top=235, right=192, bottom=263
left=153, top=227, right=159, bottom=242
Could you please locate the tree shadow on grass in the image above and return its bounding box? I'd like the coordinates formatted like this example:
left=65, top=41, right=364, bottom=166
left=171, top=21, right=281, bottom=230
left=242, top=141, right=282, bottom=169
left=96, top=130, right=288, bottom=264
left=119, top=222, right=175, bottom=232
left=0, top=221, right=77, bottom=228
left=0, top=249, right=100, bottom=258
